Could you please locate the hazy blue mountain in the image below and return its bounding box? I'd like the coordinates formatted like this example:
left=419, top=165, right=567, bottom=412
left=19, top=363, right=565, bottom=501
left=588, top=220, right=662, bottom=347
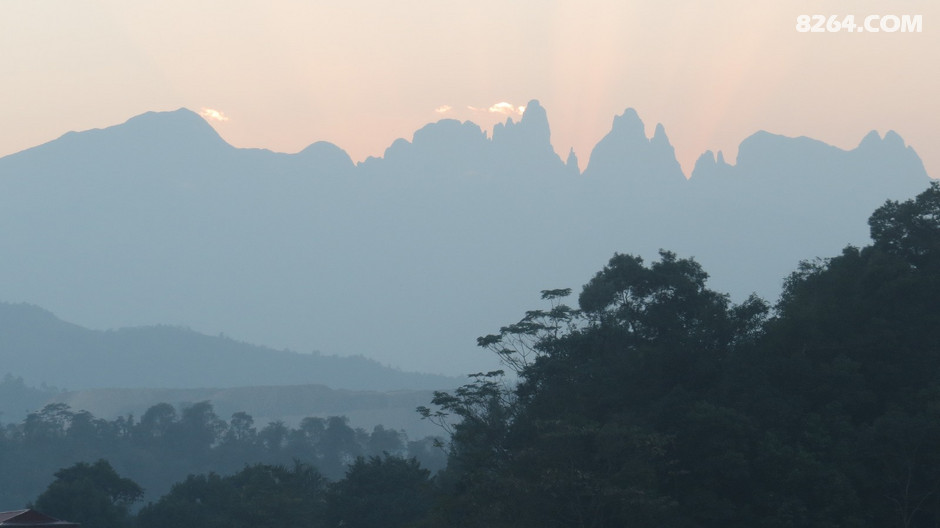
left=359, top=119, right=492, bottom=178
left=490, top=100, right=567, bottom=178
left=583, top=108, right=686, bottom=187
left=358, top=99, right=566, bottom=180
left=679, top=129, right=929, bottom=296
left=0, top=102, right=930, bottom=377
left=0, top=373, right=60, bottom=423
left=0, top=302, right=459, bottom=392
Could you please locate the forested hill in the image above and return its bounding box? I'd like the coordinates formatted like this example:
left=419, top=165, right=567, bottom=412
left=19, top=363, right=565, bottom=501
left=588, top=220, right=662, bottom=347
left=0, top=302, right=460, bottom=392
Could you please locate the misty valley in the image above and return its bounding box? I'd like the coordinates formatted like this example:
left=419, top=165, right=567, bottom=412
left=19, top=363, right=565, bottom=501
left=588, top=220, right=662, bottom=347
left=0, top=103, right=938, bottom=527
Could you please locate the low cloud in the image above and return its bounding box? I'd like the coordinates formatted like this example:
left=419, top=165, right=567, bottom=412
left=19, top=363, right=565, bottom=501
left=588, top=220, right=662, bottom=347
left=199, top=108, right=230, bottom=122
left=488, top=102, right=525, bottom=116
left=466, top=102, right=527, bottom=118
left=434, top=105, right=452, bottom=114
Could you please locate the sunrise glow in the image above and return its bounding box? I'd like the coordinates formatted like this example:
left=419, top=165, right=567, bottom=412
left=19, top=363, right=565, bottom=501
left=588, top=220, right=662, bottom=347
left=199, top=108, right=229, bottom=122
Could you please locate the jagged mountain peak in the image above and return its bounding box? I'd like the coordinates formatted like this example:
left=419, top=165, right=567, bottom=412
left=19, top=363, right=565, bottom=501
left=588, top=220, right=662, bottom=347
left=652, top=123, right=668, bottom=143
left=0, top=101, right=931, bottom=380
left=520, top=99, right=548, bottom=123
left=565, top=147, right=581, bottom=175
left=583, top=108, right=685, bottom=183
left=610, top=108, right=646, bottom=139
left=650, top=122, right=678, bottom=155
left=858, top=129, right=907, bottom=152
left=858, top=130, right=884, bottom=149
left=486, top=99, right=564, bottom=175
left=694, top=150, right=719, bottom=171
left=492, top=99, right=552, bottom=147
left=883, top=130, right=905, bottom=147
left=690, top=149, right=735, bottom=182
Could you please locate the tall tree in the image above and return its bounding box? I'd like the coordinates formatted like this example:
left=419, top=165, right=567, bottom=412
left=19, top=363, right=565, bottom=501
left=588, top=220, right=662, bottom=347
left=425, top=251, right=769, bottom=527
left=32, top=459, right=142, bottom=528
left=137, top=462, right=326, bottom=528
left=325, top=455, right=432, bottom=528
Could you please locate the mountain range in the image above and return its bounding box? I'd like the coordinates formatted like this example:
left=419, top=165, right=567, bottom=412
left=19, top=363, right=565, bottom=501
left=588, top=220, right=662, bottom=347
left=0, top=302, right=452, bottom=437
left=0, top=302, right=456, bottom=391
left=0, top=100, right=930, bottom=377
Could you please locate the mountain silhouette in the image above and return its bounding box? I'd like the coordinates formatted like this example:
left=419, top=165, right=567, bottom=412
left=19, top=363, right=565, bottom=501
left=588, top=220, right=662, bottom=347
left=0, top=302, right=458, bottom=392
left=491, top=100, right=567, bottom=177
left=0, top=102, right=930, bottom=379
left=583, top=108, right=686, bottom=190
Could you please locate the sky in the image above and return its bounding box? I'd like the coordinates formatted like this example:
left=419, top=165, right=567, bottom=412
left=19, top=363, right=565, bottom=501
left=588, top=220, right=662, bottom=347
left=2, top=0, right=937, bottom=178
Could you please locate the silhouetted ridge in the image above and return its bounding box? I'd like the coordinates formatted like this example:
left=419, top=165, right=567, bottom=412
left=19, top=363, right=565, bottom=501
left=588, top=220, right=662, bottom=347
left=0, top=101, right=930, bottom=379
left=492, top=100, right=551, bottom=147
left=356, top=119, right=492, bottom=178
left=691, top=150, right=732, bottom=182
left=0, top=108, right=234, bottom=177
left=565, top=147, right=580, bottom=176
left=858, top=130, right=886, bottom=150
left=0, top=302, right=81, bottom=331
left=295, top=141, right=356, bottom=175
left=359, top=101, right=567, bottom=178
left=0, top=302, right=460, bottom=392
left=83, top=108, right=232, bottom=157
left=735, top=131, right=840, bottom=174
left=583, top=108, right=685, bottom=185
left=855, top=129, right=923, bottom=166
left=491, top=99, right=566, bottom=176
left=123, top=108, right=227, bottom=142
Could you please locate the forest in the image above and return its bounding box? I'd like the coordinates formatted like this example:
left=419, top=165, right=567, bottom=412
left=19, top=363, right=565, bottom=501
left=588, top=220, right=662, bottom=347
left=0, top=400, right=446, bottom=509
left=11, top=182, right=940, bottom=528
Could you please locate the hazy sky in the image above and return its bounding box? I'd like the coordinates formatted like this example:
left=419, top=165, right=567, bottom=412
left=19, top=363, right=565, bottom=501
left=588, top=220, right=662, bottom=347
left=2, top=0, right=937, bottom=177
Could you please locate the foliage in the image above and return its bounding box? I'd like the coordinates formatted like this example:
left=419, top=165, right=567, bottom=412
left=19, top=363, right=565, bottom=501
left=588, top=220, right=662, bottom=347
left=31, top=459, right=142, bottom=528
left=1, top=400, right=442, bottom=510
left=137, top=462, right=326, bottom=528
left=325, top=455, right=433, bottom=528
left=419, top=183, right=940, bottom=527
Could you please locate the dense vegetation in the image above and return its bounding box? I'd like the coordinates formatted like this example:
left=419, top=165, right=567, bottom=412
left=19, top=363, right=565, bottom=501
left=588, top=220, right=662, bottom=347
left=0, top=401, right=445, bottom=509
left=16, top=182, right=940, bottom=527
left=422, top=182, right=940, bottom=528
left=32, top=457, right=435, bottom=528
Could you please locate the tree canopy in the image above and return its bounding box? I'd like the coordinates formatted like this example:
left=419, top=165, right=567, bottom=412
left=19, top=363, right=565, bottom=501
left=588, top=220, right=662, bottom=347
left=422, top=182, right=940, bottom=527
left=32, top=460, right=142, bottom=528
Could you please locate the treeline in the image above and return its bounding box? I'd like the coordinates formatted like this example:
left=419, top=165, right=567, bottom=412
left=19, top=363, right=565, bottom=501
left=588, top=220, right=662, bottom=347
left=21, top=182, right=940, bottom=528
left=0, top=400, right=445, bottom=509
left=33, top=457, right=434, bottom=528
left=421, top=182, right=940, bottom=527
left=0, top=373, right=59, bottom=421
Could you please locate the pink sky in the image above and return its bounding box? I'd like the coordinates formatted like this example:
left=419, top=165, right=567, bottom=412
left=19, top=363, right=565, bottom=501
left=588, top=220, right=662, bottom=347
left=2, top=1, right=937, bottom=177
